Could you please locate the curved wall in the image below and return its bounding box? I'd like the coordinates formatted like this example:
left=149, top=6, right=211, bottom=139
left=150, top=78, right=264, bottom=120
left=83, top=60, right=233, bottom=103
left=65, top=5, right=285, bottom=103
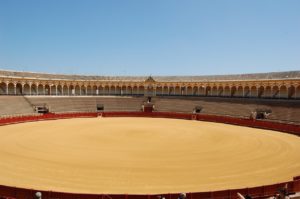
left=1, top=72, right=300, bottom=99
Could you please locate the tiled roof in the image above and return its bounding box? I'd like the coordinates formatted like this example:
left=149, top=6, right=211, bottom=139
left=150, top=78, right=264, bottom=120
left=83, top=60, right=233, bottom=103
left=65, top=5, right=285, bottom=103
left=0, top=70, right=299, bottom=82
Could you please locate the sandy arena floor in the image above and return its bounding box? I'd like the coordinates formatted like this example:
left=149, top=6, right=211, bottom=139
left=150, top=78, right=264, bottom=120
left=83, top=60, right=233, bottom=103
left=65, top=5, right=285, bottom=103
left=0, top=117, right=300, bottom=194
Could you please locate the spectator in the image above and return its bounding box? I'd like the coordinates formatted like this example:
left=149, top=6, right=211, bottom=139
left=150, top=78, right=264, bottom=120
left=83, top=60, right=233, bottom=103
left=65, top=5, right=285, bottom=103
left=178, top=193, right=186, bottom=199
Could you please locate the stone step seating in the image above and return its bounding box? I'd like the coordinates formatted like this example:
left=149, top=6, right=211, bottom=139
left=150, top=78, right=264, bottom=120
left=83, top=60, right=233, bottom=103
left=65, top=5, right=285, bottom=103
left=27, top=97, right=98, bottom=113
left=95, top=97, right=144, bottom=111
left=0, top=96, right=34, bottom=117
left=26, top=96, right=145, bottom=113
left=153, top=97, right=300, bottom=124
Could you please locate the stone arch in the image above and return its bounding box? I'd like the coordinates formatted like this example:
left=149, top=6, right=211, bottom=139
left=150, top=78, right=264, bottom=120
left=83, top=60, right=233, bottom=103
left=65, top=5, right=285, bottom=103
left=112, top=85, right=118, bottom=95
left=69, top=85, right=75, bottom=95
left=156, top=86, right=162, bottom=96
left=98, top=86, right=104, bottom=95
left=31, top=84, right=37, bottom=95
left=16, top=83, right=22, bottom=95
left=57, top=85, right=62, bottom=95
left=264, top=86, right=272, bottom=98
left=104, top=85, right=110, bottom=95
left=272, top=86, right=279, bottom=98
left=92, top=85, right=98, bottom=95
left=51, top=85, right=57, bottom=95
left=80, top=85, right=86, bottom=95
left=132, top=86, right=138, bottom=95
left=63, top=85, right=68, bottom=95
left=127, top=86, right=133, bottom=95
left=163, top=86, right=168, bottom=95
left=205, top=86, right=211, bottom=96
left=279, top=85, right=288, bottom=98
left=45, top=84, right=51, bottom=95
left=38, top=84, right=44, bottom=95
left=206, top=86, right=211, bottom=96
left=8, top=83, right=15, bottom=95
left=211, top=86, right=218, bottom=96
left=22, top=83, right=30, bottom=95
left=186, top=86, right=193, bottom=95
left=236, top=86, right=243, bottom=97
left=250, top=86, right=257, bottom=98
left=121, top=86, right=126, bottom=95
left=288, top=85, right=295, bottom=99
left=169, top=87, right=175, bottom=95
left=145, top=86, right=154, bottom=96
left=224, top=86, right=230, bottom=97
left=231, top=86, right=237, bottom=97
left=257, top=86, right=264, bottom=98
left=218, top=86, right=223, bottom=96
left=138, top=86, right=144, bottom=95
left=74, top=85, right=80, bottom=95
left=0, top=82, right=6, bottom=95
left=86, top=85, right=92, bottom=95
left=109, top=86, right=115, bottom=95
left=192, top=86, right=198, bottom=96
left=199, top=86, right=205, bottom=96
left=244, top=86, right=250, bottom=97
left=174, top=86, right=181, bottom=95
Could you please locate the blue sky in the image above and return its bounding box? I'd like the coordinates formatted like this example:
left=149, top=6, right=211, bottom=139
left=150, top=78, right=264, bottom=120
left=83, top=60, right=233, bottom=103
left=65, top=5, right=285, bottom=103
left=0, top=0, right=299, bottom=76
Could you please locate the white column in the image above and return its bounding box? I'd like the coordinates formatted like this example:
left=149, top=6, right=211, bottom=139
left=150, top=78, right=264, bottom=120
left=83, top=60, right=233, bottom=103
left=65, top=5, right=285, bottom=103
left=22, top=84, right=24, bottom=95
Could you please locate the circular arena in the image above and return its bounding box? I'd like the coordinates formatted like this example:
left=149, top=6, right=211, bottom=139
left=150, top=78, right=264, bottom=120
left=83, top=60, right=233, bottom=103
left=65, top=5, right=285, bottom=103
left=0, top=117, right=300, bottom=195
left=0, top=70, right=300, bottom=199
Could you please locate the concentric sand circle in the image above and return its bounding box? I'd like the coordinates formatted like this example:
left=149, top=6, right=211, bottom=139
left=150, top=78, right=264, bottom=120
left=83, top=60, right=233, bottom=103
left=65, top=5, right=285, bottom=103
left=0, top=117, right=300, bottom=194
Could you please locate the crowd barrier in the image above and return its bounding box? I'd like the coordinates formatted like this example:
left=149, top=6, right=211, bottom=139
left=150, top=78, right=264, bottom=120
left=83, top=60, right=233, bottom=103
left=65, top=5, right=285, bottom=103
left=0, top=180, right=300, bottom=199
left=0, top=112, right=98, bottom=126
left=0, top=111, right=300, bottom=199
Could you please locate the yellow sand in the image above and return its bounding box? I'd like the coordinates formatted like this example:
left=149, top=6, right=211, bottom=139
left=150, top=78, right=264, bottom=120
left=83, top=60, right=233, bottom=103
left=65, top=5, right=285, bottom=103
left=0, top=117, right=299, bottom=194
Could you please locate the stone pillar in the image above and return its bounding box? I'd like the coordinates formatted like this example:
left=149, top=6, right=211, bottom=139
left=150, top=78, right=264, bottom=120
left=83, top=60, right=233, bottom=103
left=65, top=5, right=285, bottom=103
left=14, top=84, right=17, bottom=95
left=22, top=84, right=25, bottom=95
left=29, top=83, right=32, bottom=95
left=6, top=83, right=8, bottom=95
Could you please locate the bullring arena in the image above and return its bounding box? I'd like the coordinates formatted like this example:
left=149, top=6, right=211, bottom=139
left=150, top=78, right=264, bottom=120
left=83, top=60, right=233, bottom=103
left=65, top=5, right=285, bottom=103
left=0, top=70, right=300, bottom=199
